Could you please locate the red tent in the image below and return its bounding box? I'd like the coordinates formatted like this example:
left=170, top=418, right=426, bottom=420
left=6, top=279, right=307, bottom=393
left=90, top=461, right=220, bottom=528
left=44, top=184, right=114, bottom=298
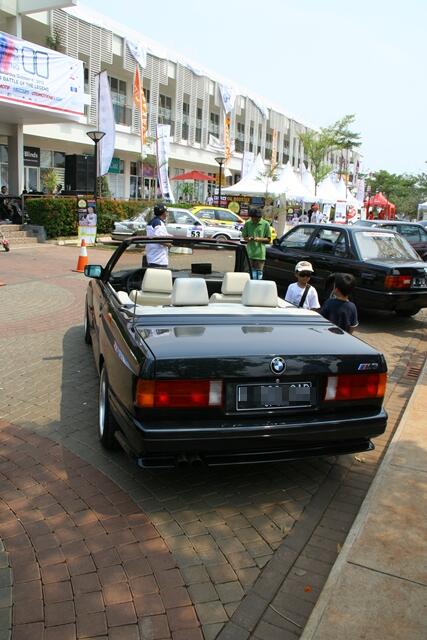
left=365, top=191, right=396, bottom=219
left=171, top=170, right=211, bottom=181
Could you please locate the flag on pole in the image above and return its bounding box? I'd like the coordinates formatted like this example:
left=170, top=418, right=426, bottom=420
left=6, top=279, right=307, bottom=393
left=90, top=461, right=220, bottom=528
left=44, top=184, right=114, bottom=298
left=224, top=114, right=231, bottom=163
left=271, top=129, right=278, bottom=171
left=133, top=65, right=147, bottom=149
left=96, top=71, right=115, bottom=176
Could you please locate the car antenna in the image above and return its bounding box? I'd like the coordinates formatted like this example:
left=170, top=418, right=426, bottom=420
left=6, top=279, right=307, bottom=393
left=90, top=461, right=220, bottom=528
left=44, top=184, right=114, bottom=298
left=131, top=249, right=142, bottom=333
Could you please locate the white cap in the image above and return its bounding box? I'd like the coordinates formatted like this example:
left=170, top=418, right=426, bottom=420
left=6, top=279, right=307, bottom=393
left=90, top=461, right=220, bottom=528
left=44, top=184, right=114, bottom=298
left=295, top=260, right=314, bottom=272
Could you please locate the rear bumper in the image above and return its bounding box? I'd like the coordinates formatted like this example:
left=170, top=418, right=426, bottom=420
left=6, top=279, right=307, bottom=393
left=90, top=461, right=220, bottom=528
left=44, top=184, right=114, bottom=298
left=111, top=394, right=387, bottom=468
left=355, top=288, right=427, bottom=312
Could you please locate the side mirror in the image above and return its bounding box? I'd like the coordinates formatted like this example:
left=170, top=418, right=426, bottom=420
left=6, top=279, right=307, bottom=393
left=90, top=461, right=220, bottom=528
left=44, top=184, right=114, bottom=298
left=84, top=264, right=103, bottom=279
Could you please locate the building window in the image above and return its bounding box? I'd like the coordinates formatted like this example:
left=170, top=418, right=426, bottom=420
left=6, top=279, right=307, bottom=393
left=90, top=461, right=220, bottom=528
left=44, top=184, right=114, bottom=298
left=209, top=112, right=219, bottom=137
left=182, top=102, right=190, bottom=140
left=108, top=76, right=131, bottom=125
left=159, top=94, right=174, bottom=135
left=235, top=122, right=245, bottom=153
left=84, top=67, right=89, bottom=93
left=195, top=106, right=202, bottom=143
left=249, top=123, right=254, bottom=153
left=130, top=161, right=141, bottom=199
left=0, top=144, right=8, bottom=188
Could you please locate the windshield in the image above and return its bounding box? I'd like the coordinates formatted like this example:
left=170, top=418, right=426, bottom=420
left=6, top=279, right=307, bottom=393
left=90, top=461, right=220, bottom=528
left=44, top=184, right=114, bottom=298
left=354, top=230, right=420, bottom=261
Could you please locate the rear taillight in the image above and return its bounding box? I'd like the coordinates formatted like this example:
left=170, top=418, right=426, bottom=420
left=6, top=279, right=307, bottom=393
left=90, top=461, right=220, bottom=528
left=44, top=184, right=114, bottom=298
left=135, top=379, right=223, bottom=408
left=384, top=275, right=411, bottom=289
left=324, top=373, right=386, bottom=402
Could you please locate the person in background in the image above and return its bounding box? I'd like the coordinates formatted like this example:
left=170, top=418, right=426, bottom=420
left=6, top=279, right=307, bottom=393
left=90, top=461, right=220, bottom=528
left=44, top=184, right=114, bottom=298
left=242, top=207, right=272, bottom=279
left=291, top=211, right=300, bottom=226
left=320, top=273, right=359, bottom=334
left=205, top=194, right=214, bottom=205
left=285, top=261, right=320, bottom=310
left=300, top=210, right=309, bottom=223
left=145, top=203, right=172, bottom=268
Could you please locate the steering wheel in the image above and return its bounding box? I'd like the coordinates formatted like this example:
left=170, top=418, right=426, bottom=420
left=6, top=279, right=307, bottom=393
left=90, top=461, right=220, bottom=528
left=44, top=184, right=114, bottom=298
left=125, top=269, right=143, bottom=293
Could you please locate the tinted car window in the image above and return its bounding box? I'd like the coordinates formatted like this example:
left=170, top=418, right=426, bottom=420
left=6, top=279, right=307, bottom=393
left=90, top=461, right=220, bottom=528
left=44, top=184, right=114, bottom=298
left=217, top=210, right=238, bottom=222
left=174, top=211, right=196, bottom=225
left=197, top=209, right=215, bottom=219
left=399, top=225, right=426, bottom=242
left=311, top=229, right=347, bottom=256
left=354, top=231, right=420, bottom=261
left=280, top=226, right=313, bottom=249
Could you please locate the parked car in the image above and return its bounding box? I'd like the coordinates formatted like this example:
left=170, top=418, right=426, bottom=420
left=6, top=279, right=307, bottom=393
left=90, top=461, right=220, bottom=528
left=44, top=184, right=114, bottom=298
left=191, top=205, right=244, bottom=230
left=83, top=236, right=388, bottom=469
left=264, top=223, right=427, bottom=317
left=111, top=207, right=242, bottom=242
left=366, top=220, right=427, bottom=261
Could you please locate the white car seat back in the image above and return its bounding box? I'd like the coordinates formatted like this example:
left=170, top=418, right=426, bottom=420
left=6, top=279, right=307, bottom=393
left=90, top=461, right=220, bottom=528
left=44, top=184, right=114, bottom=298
left=210, top=272, right=250, bottom=303
left=130, top=268, right=172, bottom=305
left=172, top=278, right=209, bottom=306
left=241, top=280, right=278, bottom=307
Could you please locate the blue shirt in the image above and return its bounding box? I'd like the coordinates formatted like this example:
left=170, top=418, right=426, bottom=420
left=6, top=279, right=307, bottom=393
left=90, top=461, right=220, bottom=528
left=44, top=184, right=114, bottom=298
left=320, top=298, right=358, bottom=333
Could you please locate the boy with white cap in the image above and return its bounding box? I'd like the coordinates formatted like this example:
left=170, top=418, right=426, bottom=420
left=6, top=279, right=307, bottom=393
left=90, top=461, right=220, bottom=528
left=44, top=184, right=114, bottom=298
left=285, top=260, right=320, bottom=310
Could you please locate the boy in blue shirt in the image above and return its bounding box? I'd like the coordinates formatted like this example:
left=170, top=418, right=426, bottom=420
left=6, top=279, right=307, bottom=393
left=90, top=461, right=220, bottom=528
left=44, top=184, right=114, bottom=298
left=320, top=273, right=359, bottom=334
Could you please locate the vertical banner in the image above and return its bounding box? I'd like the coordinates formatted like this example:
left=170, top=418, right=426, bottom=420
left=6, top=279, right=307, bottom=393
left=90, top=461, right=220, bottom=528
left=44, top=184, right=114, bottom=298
left=335, top=201, right=347, bottom=224
left=77, top=197, right=97, bottom=245
left=356, top=178, right=365, bottom=204
left=96, top=71, right=116, bottom=176
left=271, top=129, right=278, bottom=171
left=322, top=203, right=331, bottom=222
left=224, top=114, right=231, bottom=163
left=133, top=65, right=148, bottom=150
left=155, top=124, right=175, bottom=203
left=241, top=151, right=254, bottom=178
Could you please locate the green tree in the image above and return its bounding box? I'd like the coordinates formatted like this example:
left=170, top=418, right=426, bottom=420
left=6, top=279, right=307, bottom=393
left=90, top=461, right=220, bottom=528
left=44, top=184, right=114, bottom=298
left=298, top=129, right=334, bottom=194
left=366, top=170, right=425, bottom=218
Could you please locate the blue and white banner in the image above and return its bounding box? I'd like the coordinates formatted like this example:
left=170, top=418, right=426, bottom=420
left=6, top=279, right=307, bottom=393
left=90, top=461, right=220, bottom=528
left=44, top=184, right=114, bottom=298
left=97, top=71, right=115, bottom=177
left=0, top=30, right=83, bottom=117
left=241, top=152, right=254, bottom=178
left=126, top=39, right=147, bottom=69
left=156, top=124, right=175, bottom=203
left=219, top=83, right=236, bottom=114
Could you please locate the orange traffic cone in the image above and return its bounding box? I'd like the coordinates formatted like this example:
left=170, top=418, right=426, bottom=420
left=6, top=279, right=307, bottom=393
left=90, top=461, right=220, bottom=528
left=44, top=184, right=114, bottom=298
left=73, top=239, right=88, bottom=273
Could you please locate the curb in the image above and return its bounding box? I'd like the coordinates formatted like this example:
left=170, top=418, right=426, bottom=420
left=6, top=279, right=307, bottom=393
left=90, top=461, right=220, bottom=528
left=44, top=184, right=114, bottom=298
left=300, top=355, right=427, bottom=639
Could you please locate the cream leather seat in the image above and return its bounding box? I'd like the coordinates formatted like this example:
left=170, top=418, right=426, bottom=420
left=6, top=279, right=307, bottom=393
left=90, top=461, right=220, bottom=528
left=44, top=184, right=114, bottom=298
left=241, top=280, right=278, bottom=307
left=209, top=272, right=250, bottom=303
left=171, top=278, right=209, bottom=306
left=130, top=268, right=173, bottom=306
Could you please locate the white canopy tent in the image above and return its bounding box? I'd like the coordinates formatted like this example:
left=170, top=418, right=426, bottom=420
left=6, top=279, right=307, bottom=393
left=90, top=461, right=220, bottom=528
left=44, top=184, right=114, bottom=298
left=272, top=162, right=313, bottom=200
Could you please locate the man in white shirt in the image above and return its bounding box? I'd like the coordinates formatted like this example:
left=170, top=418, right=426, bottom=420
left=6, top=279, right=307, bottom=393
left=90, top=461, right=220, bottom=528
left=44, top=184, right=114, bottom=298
left=285, top=260, right=320, bottom=310
left=145, top=203, right=172, bottom=267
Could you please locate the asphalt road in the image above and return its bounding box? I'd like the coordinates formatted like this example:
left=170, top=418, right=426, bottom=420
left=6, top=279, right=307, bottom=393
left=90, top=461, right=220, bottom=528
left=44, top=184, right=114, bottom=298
left=0, top=244, right=425, bottom=640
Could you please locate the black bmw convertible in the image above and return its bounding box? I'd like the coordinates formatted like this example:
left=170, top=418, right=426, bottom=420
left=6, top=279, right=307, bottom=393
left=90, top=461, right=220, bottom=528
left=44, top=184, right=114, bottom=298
left=83, top=237, right=387, bottom=469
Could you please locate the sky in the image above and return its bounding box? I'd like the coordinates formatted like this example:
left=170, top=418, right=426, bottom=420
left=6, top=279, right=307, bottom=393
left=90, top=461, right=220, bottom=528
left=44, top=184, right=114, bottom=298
left=86, top=0, right=427, bottom=176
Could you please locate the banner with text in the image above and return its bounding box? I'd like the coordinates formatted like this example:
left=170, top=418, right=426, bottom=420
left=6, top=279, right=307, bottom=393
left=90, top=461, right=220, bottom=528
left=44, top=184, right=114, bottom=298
left=155, top=124, right=175, bottom=203
left=0, top=30, right=83, bottom=117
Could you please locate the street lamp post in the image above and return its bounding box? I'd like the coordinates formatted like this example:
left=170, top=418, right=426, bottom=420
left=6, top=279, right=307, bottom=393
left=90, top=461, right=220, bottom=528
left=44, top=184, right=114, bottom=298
left=86, top=130, right=105, bottom=198
left=215, top=156, right=226, bottom=208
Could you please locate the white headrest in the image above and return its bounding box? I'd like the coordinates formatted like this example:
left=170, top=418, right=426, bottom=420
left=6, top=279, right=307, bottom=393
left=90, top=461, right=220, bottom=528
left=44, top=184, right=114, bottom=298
left=142, top=268, right=172, bottom=293
left=241, top=280, right=278, bottom=307
left=171, top=278, right=209, bottom=306
left=221, top=272, right=250, bottom=295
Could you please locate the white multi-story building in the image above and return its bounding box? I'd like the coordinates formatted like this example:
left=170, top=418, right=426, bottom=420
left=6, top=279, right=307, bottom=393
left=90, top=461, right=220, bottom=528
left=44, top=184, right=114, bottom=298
left=0, top=1, right=356, bottom=201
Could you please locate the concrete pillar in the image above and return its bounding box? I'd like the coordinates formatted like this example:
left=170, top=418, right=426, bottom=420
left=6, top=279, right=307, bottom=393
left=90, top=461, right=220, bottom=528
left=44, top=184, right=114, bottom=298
left=8, top=124, right=24, bottom=195
left=6, top=14, right=22, bottom=38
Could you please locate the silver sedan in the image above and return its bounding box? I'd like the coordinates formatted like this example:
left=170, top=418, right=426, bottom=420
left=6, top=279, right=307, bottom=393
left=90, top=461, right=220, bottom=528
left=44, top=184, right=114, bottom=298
left=111, top=207, right=242, bottom=242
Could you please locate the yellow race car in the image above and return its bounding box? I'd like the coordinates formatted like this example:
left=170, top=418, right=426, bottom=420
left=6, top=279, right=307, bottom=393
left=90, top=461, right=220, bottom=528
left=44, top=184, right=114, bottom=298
left=191, top=206, right=244, bottom=230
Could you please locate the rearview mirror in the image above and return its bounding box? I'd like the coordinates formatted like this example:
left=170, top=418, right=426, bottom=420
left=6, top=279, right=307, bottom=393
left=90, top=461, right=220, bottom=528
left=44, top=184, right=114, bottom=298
left=84, top=264, right=103, bottom=279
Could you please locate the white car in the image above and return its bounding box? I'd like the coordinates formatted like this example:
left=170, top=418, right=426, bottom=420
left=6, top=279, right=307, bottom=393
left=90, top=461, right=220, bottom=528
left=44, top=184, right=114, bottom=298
left=111, top=207, right=242, bottom=242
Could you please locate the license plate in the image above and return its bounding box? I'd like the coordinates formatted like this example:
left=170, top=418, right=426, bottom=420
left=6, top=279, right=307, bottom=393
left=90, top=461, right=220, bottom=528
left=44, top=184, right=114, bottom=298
left=411, top=277, right=426, bottom=288
left=236, top=382, right=313, bottom=411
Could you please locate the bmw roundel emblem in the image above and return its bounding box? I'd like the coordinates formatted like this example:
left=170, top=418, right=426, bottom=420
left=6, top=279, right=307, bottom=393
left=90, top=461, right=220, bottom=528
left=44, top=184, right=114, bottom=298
left=270, top=356, right=286, bottom=375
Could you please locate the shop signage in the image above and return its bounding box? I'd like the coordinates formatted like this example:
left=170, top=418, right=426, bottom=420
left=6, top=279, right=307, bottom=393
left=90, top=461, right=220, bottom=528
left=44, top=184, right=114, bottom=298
left=0, top=30, right=84, bottom=118
left=24, top=146, right=40, bottom=167
left=108, top=157, right=121, bottom=174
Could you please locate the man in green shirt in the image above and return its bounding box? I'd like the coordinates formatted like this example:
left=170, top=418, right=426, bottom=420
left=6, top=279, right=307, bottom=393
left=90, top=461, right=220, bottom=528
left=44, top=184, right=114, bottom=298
left=242, top=207, right=272, bottom=279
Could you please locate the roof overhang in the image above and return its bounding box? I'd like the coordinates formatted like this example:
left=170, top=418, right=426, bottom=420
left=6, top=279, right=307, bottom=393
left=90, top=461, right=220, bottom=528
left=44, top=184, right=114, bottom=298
left=17, top=0, right=76, bottom=15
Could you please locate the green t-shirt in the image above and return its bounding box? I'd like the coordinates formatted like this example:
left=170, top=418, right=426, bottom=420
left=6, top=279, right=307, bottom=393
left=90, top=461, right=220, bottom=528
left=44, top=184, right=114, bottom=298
left=242, top=218, right=271, bottom=260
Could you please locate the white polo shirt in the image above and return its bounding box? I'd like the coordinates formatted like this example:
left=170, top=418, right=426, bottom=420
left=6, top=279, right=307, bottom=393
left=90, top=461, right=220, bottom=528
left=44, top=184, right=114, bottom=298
left=145, top=217, right=170, bottom=266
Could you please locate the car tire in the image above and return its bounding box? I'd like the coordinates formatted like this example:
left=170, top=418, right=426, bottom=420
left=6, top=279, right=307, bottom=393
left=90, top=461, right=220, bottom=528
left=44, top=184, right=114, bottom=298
left=84, top=302, right=92, bottom=345
left=395, top=308, right=420, bottom=317
left=98, top=367, right=120, bottom=450
left=213, top=234, right=230, bottom=241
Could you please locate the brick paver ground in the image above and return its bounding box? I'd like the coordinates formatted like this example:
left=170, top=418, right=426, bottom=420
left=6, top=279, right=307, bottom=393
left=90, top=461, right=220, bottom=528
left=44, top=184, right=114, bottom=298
left=0, top=245, right=426, bottom=639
